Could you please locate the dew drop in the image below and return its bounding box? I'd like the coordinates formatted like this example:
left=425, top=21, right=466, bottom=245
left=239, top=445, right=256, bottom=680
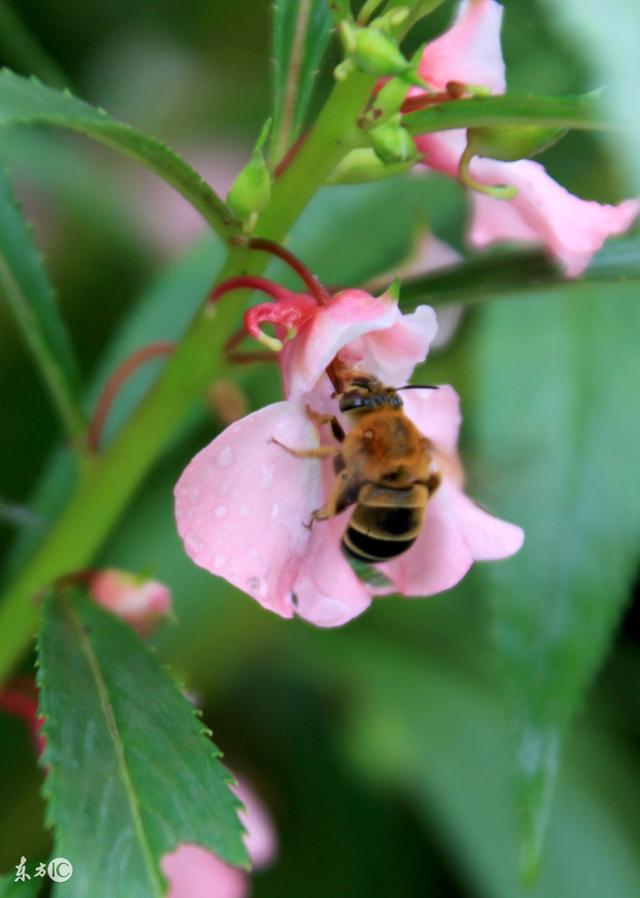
left=271, top=502, right=279, bottom=519
left=247, top=576, right=261, bottom=593
left=217, top=446, right=235, bottom=468
left=185, top=486, right=201, bottom=502
left=219, top=478, right=232, bottom=496
left=239, top=503, right=251, bottom=517
left=257, top=463, right=275, bottom=491
left=214, top=505, right=228, bottom=519
left=249, top=547, right=259, bottom=559
left=214, top=554, right=227, bottom=567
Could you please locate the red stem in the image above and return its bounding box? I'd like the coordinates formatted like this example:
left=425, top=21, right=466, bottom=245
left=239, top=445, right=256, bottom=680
left=247, top=238, right=331, bottom=305
left=210, top=276, right=296, bottom=306
left=88, top=342, right=175, bottom=453
left=274, top=131, right=309, bottom=177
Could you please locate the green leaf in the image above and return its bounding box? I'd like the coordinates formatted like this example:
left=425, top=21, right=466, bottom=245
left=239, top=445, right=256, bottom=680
left=0, top=166, right=85, bottom=444
left=270, top=0, right=333, bottom=164
left=0, top=872, right=42, bottom=898
left=399, top=232, right=640, bottom=309
left=0, top=69, right=238, bottom=243
left=465, top=285, right=640, bottom=878
left=319, top=636, right=640, bottom=898
left=0, top=1, right=68, bottom=88
left=37, top=589, right=248, bottom=898
left=403, top=94, right=616, bottom=137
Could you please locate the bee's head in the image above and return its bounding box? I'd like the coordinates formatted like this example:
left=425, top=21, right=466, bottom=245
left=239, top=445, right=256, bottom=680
left=339, top=376, right=403, bottom=413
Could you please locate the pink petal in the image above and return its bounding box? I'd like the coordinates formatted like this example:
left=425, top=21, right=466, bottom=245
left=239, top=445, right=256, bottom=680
left=452, top=491, right=524, bottom=559
left=280, top=290, right=399, bottom=398
left=89, top=570, right=172, bottom=637
left=420, top=0, right=506, bottom=94
left=162, top=845, right=247, bottom=898
left=174, top=401, right=324, bottom=618
left=292, top=509, right=372, bottom=627
left=342, top=305, right=438, bottom=387
left=468, top=158, right=640, bottom=276
left=380, top=484, right=473, bottom=596
left=232, top=778, right=278, bottom=870
left=414, top=130, right=466, bottom=178
left=401, top=384, right=462, bottom=455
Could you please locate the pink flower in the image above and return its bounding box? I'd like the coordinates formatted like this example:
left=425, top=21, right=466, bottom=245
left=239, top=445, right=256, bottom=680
left=174, top=285, right=523, bottom=627
left=411, top=0, right=639, bottom=276
left=88, top=569, right=172, bottom=637
left=161, top=778, right=277, bottom=898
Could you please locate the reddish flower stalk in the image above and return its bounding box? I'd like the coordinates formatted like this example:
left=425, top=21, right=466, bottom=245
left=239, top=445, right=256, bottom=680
left=87, top=342, right=175, bottom=453
left=0, top=679, right=45, bottom=756
left=247, top=238, right=331, bottom=305
left=210, top=276, right=294, bottom=306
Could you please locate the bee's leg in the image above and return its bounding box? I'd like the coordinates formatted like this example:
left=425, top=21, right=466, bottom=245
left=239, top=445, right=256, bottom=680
left=307, top=470, right=362, bottom=528
left=270, top=437, right=340, bottom=460
left=304, top=405, right=345, bottom=443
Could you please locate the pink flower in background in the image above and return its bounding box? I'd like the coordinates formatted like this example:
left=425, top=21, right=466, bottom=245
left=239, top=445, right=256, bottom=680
left=89, top=569, right=172, bottom=636
left=162, top=778, right=277, bottom=898
left=410, top=0, right=639, bottom=276
left=174, top=287, right=523, bottom=627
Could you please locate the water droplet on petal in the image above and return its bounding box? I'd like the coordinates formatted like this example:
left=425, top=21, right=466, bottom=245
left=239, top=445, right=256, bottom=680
left=271, top=502, right=279, bottom=519
left=257, top=463, right=275, bottom=490
left=214, top=505, right=228, bottom=519
left=217, top=446, right=235, bottom=468
left=185, top=486, right=201, bottom=502
left=239, top=503, right=251, bottom=517
left=249, top=547, right=258, bottom=559
left=214, top=554, right=227, bottom=567
left=248, top=576, right=261, bottom=592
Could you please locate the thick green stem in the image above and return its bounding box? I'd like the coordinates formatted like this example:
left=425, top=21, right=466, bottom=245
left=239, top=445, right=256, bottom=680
left=0, top=71, right=376, bottom=683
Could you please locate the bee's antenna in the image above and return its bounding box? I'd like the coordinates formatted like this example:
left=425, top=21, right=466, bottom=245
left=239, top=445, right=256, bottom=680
left=395, top=384, right=439, bottom=391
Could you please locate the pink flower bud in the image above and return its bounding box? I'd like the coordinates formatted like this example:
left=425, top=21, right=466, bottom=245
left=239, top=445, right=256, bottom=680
left=88, top=569, right=172, bottom=637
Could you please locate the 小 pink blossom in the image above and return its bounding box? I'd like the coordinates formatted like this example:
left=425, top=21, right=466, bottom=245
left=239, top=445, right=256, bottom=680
left=88, top=569, right=172, bottom=637
left=410, top=0, right=639, bottom=276
left=174, top=278, right=523, bottom=627
left=161, top=777, right=277, bottom=898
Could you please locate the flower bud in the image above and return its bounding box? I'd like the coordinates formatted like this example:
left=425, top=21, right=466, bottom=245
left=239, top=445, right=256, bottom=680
left=467, top=124, right=567, bottom=162
left=227, top=119, right=272, bottom=222
left=89, top=569, right=172, bottom=637
left=326, top=148, right=416, bottom=185
left=342, top=21, right=411, bottom=77
left=369, top=118, right=418, bottom=164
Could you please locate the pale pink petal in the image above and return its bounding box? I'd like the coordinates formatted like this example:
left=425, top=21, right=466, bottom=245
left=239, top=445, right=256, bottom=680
left=420, top=0, right=506, bottom=93
left=415, top=131, right=640, bottom=277
left=292, top=509, right=372, bottom=627
left=174, top=401, right=324, bottom=618
left=401, top=384, right=462, bottom=455
left=452, top=490, right=524, bottom=559
left=89, top=570, right=172, bottom=637
left=280, top=290, right=399, bottom=398
left=343, top=305, right=438, bottom=387
left=232, top=779, right=278, bottom=870
left=468, top=157, right=640, bottom=276
left=414, top=130, right=466, bottom=178
left=380, top=484, right=473, bottom=596
left=162, top=845, right=247, bottom=898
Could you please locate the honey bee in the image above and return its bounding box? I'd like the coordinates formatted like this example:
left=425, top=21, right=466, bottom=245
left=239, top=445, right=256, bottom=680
left=272, top=371, right=442, bottom=563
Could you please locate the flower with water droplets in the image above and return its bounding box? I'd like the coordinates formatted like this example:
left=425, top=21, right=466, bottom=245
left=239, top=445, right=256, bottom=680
left=174, top=246, right=523, bottom=627
left=405, top=0, right=639, bottom=276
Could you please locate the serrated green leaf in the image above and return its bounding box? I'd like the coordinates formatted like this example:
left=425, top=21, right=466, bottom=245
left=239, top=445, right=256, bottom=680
left=0, top=166, right=85, bottom=443
left=465, top=285, right=640, bottom=877
left=399, top=232, right=640, bottom=309
left=37, top=589, right=248, bottom=898
left=270, top=0, right=333, bottom=164
left=0, top=872, right=42, bottom=898
left=0, top=69, right=238, bottom=242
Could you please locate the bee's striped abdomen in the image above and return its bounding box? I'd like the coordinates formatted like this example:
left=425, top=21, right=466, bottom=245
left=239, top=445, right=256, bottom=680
left=342, top=483, right=428, bottom=563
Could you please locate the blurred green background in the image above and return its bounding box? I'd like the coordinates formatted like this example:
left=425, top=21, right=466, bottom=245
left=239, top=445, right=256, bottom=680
left=1, top=1, right=639, bottom=896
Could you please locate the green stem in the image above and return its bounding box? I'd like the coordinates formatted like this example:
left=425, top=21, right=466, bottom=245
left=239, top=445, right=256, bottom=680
left=0, top=71, right=376, bottom=684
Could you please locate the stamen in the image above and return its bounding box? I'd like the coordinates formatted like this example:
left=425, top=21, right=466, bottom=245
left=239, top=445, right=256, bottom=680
left=247, top=238, right=331, bottom=305
left=87, top=342, right=175, bottom=453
